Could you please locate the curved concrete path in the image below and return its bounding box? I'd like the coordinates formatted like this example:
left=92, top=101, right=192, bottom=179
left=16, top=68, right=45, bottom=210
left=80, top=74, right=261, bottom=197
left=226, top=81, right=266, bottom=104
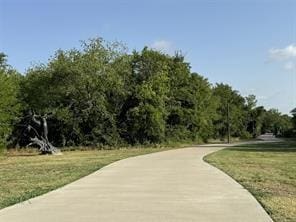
left=0, top=146, right=272, bottom=222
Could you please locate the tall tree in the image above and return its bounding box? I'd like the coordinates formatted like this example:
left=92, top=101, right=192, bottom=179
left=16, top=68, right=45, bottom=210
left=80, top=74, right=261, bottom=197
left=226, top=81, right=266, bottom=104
left=20, top=38, right=127, bottom=146
left=262, top=109, right=292, bottom=136
left=213, top=83, right=247, bottom=139
left=0, top=53, right=21, bottom=151
left=119, top=48, right=169, bottom=144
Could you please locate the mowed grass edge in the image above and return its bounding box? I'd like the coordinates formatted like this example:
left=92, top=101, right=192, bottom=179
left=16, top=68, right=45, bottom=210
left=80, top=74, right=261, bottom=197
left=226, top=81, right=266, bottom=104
left=0, top=146, right=184, bottom=209
left=204, top=141, right=296, bottom=222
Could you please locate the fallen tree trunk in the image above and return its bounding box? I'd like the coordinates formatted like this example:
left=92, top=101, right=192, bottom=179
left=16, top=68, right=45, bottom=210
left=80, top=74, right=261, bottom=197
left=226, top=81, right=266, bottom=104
left=26, top=112, right=62, bottom=155
left=27, top=136, right=61, bottom=155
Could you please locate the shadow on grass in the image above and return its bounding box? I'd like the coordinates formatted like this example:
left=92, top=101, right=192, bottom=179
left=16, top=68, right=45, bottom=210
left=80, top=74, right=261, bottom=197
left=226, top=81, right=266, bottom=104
left=230, top=141, right=296, bottom=153
left=6, top=148, right=40, bottom=157
left=7, top=153, right=39, bottom=157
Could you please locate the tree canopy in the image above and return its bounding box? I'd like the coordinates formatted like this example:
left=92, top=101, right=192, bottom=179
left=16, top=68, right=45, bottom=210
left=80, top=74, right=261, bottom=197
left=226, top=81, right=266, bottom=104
left=0, top=38, right=294, bottom=150
left=0, top=53, right=21, bottom=151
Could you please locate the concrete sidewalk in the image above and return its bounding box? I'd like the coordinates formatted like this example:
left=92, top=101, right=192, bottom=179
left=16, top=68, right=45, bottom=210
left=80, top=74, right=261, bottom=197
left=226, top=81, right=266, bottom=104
left=0, top=146, right=273, bottom=222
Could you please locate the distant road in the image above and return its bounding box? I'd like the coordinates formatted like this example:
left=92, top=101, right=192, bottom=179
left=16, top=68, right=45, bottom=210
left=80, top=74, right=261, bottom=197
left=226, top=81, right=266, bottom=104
left=258, top=133, right=282, bottom=141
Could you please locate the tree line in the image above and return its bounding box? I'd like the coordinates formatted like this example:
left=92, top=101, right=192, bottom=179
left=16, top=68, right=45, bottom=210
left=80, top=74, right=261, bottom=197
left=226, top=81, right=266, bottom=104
left=0, top=38, right=294, bottom=151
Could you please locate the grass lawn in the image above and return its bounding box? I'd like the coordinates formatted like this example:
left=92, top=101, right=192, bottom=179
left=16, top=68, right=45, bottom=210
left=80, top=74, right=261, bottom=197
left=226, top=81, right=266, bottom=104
left=204, top=140, right=296, bottom=222
left=0, top=146, right=180, bottom=209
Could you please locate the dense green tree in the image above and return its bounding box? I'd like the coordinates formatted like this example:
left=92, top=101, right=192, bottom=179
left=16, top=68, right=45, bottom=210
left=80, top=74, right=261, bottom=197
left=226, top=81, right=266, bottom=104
left=20, top=38, right=127, bottom=146
left=3, top=37, right=295, bottom=151
left=262, top=109, right=293, bottom=136
left=249, top=106, right=266, bottom=137
left=0, top=53, right=21, bottom=150
left=165, top=54, right=193, bottom=140
left=244, top=95, right=266, bottom=137
left=213, top=83, right=248, bottom=139
left=118, top=48, right=169, bottom=144
left=156, top=53, right=216, bottom=142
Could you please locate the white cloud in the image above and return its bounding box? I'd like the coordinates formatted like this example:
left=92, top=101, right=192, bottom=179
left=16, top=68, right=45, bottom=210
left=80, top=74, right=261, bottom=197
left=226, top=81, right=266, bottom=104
left=268, top=44, right=296, bottom=71
left=150, top=40, right=174, bottom=54
left=269, top=44, right=296, bottom=61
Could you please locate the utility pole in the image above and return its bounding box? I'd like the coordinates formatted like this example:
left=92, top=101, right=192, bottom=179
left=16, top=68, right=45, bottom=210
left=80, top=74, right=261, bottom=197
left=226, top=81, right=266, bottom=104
left=227, top=101, right=230, bottom=144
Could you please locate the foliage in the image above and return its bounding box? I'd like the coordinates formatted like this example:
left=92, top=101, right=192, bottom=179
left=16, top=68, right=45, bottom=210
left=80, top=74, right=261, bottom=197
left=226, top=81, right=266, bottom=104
left=0, top=37, right=295, bottom=150
left=212, top=83, right=247, bottom=139
left=261, top=109, right=293, bottom=136
left=165, top=52, right=217, bottom=142
left=0, top=53, right=21, bottom=151
left=20, top=38, right=127, bottom=147
left=118, top=48, right=169, bottom=144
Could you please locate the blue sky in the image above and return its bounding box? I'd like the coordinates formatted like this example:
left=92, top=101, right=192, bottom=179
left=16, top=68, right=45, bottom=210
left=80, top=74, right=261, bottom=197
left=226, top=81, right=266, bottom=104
left=0, top=0, right=295, bottom=114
